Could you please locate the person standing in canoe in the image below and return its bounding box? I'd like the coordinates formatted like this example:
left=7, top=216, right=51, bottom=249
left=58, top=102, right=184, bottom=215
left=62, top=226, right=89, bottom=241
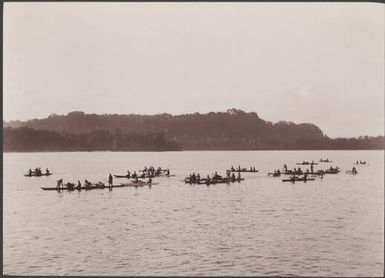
left=28, top=169, right=32, bottom=176
left=46, top=168, right=50, bottom=175
left=108, top=174, right=113, bottom=189
left=56, top=179, right=63, bottom=189
left=310, top=164, right=314, bottom=173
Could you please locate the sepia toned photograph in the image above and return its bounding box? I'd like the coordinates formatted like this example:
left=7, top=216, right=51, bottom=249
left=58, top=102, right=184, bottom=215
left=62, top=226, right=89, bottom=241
left=2, top=2, right=384, bottom=276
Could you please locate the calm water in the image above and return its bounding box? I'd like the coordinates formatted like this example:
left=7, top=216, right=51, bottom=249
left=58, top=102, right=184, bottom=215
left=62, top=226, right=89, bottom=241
left=3, top=150, right=384, bottom=276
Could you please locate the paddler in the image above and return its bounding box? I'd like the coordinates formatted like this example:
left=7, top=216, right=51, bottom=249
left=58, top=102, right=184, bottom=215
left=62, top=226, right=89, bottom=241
left=46, top=168, right=50, bottom=175
left=127, top=170, right=131, bottom=178
left=76, top=180, right=82, bottom=190
left=352, top=167, right=357, bottom=174
left=56, top=178, right=63, bottom=189
left=84, top=179, right=92, bottom=189
left=28, top=169, right=32, bottom=176
left=310, top=164, right=313, bottom=173
left=237, top=172, right=241, bottom=180
left=197, top=173, right=200, bottom=182
left=108, top=173, right=113, bottom=189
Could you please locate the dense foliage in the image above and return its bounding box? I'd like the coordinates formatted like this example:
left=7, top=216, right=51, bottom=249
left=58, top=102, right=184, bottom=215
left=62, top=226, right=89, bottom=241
left=3, top=127, right=181, bottom=152
left=4, top=109, right=384, bottom=151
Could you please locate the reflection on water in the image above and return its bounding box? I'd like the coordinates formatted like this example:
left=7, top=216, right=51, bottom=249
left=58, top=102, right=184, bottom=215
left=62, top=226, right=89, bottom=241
left=3, top=150, right=384, bottom=276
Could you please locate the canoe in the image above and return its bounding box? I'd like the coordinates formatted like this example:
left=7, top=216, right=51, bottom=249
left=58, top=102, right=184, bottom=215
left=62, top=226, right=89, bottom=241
left=25, top=173, right=52, bottom=177
left=324, top=169, right=340, bottom=174
left=114, top=174, right=175, bottom=179
left=229, top=169, right=259, bottom=173
left=268, top=173, right=281, bottom=177
left=282, top=178, right=315, bottom=182
left=296, top=162, right=318, bottom=165
left=113, top=175, right=131, bottom=178
left=346, top=170, right=358, bottom=175
left=319, top=160, right=332, bottom=163
left=184, top=177, right=244, bottom=184
left=41, top=182, right=158, bottom=191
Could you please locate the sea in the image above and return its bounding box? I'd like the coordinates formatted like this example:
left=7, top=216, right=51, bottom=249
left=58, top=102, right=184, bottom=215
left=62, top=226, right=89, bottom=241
left=3, top=150, right=384, bottom=276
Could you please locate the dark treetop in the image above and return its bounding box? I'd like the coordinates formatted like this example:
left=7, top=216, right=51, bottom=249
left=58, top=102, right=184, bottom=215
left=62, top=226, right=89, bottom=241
left=3, top=109, right=384, bottom=151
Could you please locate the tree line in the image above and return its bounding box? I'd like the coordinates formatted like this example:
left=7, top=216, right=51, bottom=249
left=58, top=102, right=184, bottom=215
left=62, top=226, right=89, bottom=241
left=3, top=127, right=181, bottom=152
left=3, top=109, right=384, bottom=151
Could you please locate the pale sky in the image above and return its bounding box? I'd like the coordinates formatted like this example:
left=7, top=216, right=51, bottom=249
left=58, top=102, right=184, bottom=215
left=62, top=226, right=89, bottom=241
left=3, top=3, right=384, bottom=138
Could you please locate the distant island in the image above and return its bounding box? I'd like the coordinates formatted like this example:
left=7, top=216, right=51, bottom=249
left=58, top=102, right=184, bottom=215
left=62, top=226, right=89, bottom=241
left=3, top=109, right=384, bottom=152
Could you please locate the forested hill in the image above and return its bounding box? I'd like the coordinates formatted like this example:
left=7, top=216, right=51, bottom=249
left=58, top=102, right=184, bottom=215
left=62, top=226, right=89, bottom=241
left=4, top=109, right=384, bottom=151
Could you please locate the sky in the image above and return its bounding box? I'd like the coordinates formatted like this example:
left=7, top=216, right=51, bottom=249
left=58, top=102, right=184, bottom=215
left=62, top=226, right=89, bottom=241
left=3, top=2, right=384, bottom=138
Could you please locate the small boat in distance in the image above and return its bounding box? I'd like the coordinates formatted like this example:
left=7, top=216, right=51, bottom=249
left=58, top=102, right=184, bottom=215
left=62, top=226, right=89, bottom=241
left=296, top=161, right=318, bottom=165
left=319, top=159, right=332, bottom=163
left=25, top=172, right=52, bottom=177
left=229, top=166, right=258, bottom=173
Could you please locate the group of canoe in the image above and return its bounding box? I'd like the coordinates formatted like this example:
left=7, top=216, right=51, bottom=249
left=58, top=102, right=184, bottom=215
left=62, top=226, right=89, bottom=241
left=41, top=178, right=157, bottom=191
left=185, top=166, right=258, bottom=185
left=185, top=171, right=244, bottom=185
left=268, top=163, right=340, bottom=183
left=40, top=166, right=169, bottom=191
left=114, top=166, right=173, bottom=179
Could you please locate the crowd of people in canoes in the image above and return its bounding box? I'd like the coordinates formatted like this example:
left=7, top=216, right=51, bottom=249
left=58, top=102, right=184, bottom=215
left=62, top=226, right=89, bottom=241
left=355, top=160, right=367, bottom=165
left=55, top=172, right=154, bottom=190
left=186, top=170, right=242, bottom=184
left=124, top=166, right=170, bottom=179
left=27, top=167, right=50, bottom=176
left=229, top=165, right=257, bottom=172
left=319, top=158, right=332, bottom=162
left=271, top=160, right=362, bottom=182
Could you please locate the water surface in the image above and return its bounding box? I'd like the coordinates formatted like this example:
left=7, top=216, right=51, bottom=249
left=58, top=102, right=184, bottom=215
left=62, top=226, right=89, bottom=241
left=3, top=150, right=384, bottom=276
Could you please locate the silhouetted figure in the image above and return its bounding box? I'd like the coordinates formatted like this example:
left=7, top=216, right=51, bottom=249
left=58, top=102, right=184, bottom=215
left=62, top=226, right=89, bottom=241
left=76, top=180, right=82, bottom=190
left=310, top=165, right=313, bottom=173
left=28, top=169, right=32, bottom=176
left=108, top=174, right=113, bottom=189
left=84, top=179, right=92, bottom=189
left=148, top=177, right=152, bottom=184
left=56, top=179, right=63, bottom=189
